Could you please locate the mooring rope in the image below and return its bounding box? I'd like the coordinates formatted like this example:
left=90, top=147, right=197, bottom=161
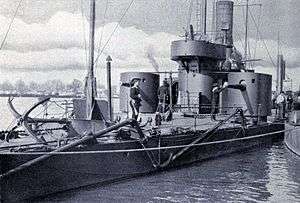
left=0, top=0, right=23, bottom=50
left=0, top=128, right=295, bottom=155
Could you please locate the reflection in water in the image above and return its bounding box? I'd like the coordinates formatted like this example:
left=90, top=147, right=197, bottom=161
left=267, top=144, right=300, bottom=202
left=35, top=143, right=300, bottom=203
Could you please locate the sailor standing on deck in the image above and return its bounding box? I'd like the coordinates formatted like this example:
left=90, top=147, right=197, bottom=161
left=276, top=91, right=286, bottom=119
left=287, top=94, right=293, bottom=112
left=211, top=84, right=220, bottom=120
left=211, top=82, right=228, bottom=120
left=129, top=78, right=142, bottom=121
left=155, top=79, right=170, bottom=125
left=157, top=79, right=170, bottom=113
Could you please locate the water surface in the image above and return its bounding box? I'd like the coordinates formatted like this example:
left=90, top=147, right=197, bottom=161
left=33, top=143, right=300, bottom=203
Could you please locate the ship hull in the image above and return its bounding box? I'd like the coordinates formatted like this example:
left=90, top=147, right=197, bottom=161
left=0, top=123, right=284, bottom=202
left=284, top=125, right=300, bottom=156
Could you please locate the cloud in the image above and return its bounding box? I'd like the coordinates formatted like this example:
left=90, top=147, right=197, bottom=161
left=234, top=38, right=300, bottom=69
left=0, top=12, right=84, bottom=51
left=0, top=11, right=299, bottom=90
left=233, top=38, right=300, bottom=89
left=0, top=12, right=178, bottom=75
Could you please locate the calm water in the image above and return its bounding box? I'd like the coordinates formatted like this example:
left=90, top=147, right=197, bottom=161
left=1, top=98, right=299, bottom=203
left=33, top=143, right=300, bottom=203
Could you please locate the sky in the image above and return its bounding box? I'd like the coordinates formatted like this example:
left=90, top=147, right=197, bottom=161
left=0, top=0, right=299, bottom=90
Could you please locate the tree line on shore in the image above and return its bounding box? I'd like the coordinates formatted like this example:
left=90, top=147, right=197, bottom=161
left=0, top=79, right=118, bottom=96
left=0, top=79, right=83, bottom=94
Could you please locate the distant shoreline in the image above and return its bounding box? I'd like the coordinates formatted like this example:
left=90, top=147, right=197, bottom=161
left=0, top=94, right=119, bottom=99
left=0, top=93, right=81, bottom=98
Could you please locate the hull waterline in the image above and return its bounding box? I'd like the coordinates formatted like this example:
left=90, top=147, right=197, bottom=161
left=284, top=125, right=300, bottom=156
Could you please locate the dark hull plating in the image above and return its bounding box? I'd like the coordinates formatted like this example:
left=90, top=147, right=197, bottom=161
left=0, top=123, right=284, bottom=202
left=285, top=125, right=300, bottom=156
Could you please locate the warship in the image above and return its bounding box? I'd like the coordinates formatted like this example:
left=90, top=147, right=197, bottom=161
left=276, top=52, right=300, bottom=156
left=285, top=93, right=300, bottom=156
left=0, top=0, right=287, bottom=202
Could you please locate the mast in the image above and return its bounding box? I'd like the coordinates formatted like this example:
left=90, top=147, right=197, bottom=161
left=276, top=32, right=280, bottom=93
left=212, top=0, right=216, bottom=39
left=203, top=0, right=207, bottom=35
left=244, top=0, right=249, bottom=68
left=277, top=31, right=280, bottom=58
left=86, top=0, right=101, bottom=120
left=89, top=0, right=96, bottom=84
left=106, top=55, right=113, bottom=121
left=195, top=0, right=202, bottom=34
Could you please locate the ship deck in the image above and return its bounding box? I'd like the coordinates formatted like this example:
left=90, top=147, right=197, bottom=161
left=0, top=112, right=278, bottom=152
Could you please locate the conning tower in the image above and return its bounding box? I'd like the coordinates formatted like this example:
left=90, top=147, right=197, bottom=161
left=171, top=1, right=235, bottom=112
left=171, top=0, right=272, bottom=121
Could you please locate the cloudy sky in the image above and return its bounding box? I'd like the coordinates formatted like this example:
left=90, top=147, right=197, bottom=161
left=0, top=0, right=299, bottom=90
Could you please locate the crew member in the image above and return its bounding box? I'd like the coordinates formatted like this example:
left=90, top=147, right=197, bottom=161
left=211, top=84, right=221, bottom=120
left=276, top=91, right=286, bottom=119
left=129, top=78, right=142, bottom=121
left=211, top=82, right=228, bottom=120
left=287, top=94, right=293, bottom=112
left=272, top=92, right=277, bottom=109
left=157, top=79, right=170, bottom=113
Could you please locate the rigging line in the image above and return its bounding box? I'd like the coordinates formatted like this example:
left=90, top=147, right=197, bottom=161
left=96, top=0, right=109, bottom=54
left=5, top=117, right=18, bottom=132
left=249, top=9, right=276, bottom=68
left=94, top=0, right=135, bottom=65
left=232, top=2, right=245, bottom=51
left=253, top=2, right=262, bottom=60
left=0, top=0, right=23, bottom=50
left=233, top=28, right=244, bottom=51
left=80, top=0, right=88, bottom=67
left=186, top=0, right=193, bottom=30
left=247, top=41, right=253, bottom=69
left=94, top=0, right=109, bottom=70
left=31, top=107, right=50, bottom=119
left=240, top=0, right=246, bottom=31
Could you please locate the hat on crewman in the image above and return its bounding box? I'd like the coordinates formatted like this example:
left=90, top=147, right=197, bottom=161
left=163, top=78, right=169, bottom=86
left=212, top=83, right=219, bottom=88
left=130, top=78, right=142, bottom=86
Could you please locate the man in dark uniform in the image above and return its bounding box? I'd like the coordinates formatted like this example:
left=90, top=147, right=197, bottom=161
left=287, top=94, right=293, bottom=112
left=157, top=79, right=170, bottom=113
left=155, top=79, right=170, bottom=125
left=129, top=78, right=142, bottom=120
